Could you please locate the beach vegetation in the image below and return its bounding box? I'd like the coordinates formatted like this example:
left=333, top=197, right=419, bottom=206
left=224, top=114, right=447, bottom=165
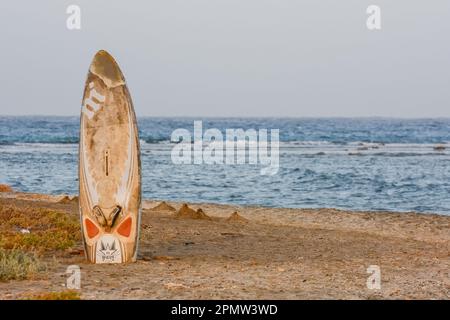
left=24, top=290, right=81, bottom=300
left=0, top=248, right=46, bottom=281
left=0, top=205, right=81, bottom=251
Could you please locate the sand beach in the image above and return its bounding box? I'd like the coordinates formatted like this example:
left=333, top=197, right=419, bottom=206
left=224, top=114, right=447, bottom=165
left=0, top=188, right=448, bottom=300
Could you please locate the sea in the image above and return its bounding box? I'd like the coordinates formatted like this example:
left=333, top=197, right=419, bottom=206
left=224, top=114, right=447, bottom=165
left=1, top=116, right=450, bottom=215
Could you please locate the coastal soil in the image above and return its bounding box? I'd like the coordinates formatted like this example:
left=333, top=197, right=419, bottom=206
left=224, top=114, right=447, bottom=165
left=0, top=192, right=449, bottom=299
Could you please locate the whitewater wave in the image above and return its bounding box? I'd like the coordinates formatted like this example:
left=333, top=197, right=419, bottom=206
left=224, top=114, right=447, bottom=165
left=1, top=139, right=449, bottom=159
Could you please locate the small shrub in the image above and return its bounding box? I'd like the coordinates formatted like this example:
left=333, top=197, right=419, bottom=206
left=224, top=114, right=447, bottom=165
left=25, top=290, right=81, bottom=300
left=0, top=249, right=46, bottom=281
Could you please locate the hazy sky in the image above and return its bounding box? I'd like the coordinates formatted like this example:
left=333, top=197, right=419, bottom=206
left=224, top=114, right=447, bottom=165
left=1, top=1, right=449, bottom=117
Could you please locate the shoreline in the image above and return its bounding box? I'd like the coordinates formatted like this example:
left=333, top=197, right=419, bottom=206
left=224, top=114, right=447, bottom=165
left=2, top=190, right=449, bottom=217
left=2, top=191, right=449, bottom=243
left=0, top=191, right=449, bottom=299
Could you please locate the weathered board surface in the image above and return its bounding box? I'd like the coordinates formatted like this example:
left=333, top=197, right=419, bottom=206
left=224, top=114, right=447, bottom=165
left=79, top=50, right=141, bottom=263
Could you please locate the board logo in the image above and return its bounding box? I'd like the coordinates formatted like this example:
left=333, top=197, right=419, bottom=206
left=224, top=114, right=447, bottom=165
left=95, top=234, right=122, bottom=263
left=82, top=82, right=105, bottom=119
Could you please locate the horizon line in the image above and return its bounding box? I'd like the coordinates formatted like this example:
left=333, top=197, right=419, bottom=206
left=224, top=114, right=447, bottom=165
left=2, top=114, right=450, bottom=120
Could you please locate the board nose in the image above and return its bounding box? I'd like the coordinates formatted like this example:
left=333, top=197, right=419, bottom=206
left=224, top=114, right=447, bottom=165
left=89, top=50, right=126, bottom=88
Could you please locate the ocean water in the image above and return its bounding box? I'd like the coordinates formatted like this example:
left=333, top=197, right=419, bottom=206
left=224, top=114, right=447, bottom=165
left=1, top=116, right=450, bottom=215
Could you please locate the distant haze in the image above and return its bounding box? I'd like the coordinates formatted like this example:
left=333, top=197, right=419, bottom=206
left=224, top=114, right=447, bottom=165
left=1, top=1, right=449, bottom=117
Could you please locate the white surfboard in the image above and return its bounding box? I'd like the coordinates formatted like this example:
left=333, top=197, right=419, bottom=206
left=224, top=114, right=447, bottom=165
left=79, top=50, right=141, bottom=263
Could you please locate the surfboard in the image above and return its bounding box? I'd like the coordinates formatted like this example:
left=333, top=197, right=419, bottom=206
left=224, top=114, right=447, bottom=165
left=79, top=50, right=141, bottom=263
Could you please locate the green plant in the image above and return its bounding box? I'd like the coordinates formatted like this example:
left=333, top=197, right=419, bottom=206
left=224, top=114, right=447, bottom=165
left=0, top=248, right=46, bottom=281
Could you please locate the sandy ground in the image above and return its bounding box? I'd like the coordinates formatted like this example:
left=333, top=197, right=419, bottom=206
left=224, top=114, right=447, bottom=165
left=0, top=192, right=449, bottom=300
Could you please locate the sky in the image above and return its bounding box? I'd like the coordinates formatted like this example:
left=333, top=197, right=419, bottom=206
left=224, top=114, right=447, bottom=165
left=0, top=1, right=449, bottom=117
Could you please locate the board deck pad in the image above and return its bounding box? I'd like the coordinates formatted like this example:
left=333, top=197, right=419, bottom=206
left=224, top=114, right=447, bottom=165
left=79, top=50, right=141, bottom=263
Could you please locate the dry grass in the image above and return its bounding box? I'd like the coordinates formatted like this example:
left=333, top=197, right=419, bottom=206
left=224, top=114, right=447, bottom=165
left=24, top=290, right=81, bottom=300
left=0, top=248, right=46, bottom=281
left=0, top=205, right=81, bottom=251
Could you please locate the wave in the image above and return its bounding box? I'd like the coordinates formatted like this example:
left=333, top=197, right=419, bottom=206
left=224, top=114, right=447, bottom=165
left=1, top=137, right=449, bottom=152
left=0, top=138, right=79, bottom=145
left=141, top=137, right=169, bottom=144
left=12, top=142, right=78, bottom=147
left=282, top=141, right=448, bottom=147
left=0, top=141, right=15, bottom=146
left=346, top=152, right=449, bottom=157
